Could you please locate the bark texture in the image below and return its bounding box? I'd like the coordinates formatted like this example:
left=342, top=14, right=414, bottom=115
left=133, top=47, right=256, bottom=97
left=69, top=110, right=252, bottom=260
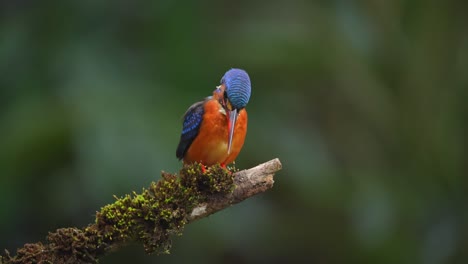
left=1, top=159, right=282, bottom=264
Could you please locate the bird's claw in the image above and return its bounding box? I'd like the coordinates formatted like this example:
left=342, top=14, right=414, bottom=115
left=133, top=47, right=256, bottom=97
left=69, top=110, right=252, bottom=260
left=200, top=164, right=207, bottom=174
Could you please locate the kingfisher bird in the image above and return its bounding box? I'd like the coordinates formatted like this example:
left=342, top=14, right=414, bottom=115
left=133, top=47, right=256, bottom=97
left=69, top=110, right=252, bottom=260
left=176, top=68, right=251, bottom=168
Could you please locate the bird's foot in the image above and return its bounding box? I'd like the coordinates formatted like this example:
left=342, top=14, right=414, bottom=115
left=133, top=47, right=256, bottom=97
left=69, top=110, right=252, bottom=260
left=200, top=164, right=207, bottom=174
left=220, top=163, right=233, bottom=174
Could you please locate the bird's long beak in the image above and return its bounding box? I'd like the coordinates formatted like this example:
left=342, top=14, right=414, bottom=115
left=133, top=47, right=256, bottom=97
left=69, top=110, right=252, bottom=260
left=227, top=108, right=238, bottom=154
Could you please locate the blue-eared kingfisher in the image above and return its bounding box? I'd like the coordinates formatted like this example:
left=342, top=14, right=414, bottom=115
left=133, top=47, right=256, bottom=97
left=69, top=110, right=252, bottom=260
left=176, top=68, right=251, bottom=167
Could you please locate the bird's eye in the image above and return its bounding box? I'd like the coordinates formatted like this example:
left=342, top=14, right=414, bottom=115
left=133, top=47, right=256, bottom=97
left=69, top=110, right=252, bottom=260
left=222, top=98, right=228, bottom=108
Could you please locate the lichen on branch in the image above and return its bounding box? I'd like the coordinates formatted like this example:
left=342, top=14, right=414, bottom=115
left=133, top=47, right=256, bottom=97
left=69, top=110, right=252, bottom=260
left=91, top=163, right=236, bottom=254
left=1, top=159, right=281, bottom=264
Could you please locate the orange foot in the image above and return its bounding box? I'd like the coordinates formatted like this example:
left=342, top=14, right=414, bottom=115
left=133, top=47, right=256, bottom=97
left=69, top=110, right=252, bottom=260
left=220, top=163, right=232, bottom=174
left=200, top=164, right=207, bottom=174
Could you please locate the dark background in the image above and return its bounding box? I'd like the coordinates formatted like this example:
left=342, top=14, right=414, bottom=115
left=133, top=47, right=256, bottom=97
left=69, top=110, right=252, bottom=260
left=1, top=1, right=467, bottom=263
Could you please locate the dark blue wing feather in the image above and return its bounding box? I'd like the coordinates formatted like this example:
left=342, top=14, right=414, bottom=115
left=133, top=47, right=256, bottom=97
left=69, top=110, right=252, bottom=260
left=176, top=100, right=206, bottom=160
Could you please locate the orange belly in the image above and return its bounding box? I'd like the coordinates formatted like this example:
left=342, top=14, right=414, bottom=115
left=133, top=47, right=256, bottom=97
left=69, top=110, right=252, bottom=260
left=184, top=100, right=247, bottom=166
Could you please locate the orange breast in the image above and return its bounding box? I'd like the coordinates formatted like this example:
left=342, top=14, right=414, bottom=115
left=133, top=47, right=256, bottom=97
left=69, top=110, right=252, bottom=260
left=184, top=99, right=248, bottom=166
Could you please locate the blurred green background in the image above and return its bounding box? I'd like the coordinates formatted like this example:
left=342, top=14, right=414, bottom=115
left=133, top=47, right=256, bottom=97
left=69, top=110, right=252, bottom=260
left=1, top=1, right=467, bottom=263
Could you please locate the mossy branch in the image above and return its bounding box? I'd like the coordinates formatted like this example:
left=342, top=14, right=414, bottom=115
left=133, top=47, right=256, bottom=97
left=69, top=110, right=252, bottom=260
left=1, top=158, right=282, bottom=264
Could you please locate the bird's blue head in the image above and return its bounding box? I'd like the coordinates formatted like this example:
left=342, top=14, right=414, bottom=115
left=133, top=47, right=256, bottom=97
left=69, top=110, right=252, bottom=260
left=220, top=68, right=251, bottom=110
left=216, top=68, right=251, bottom=155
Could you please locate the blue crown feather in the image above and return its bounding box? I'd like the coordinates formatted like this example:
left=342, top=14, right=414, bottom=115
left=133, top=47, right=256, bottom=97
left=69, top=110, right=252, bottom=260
left=221, top=68, right=251, bottom=109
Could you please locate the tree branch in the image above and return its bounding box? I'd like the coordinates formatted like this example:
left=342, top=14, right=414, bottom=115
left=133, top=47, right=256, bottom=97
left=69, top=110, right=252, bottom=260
left=188, top=158, right=280, bottom=221
left=1, top=158, right=282, bottom=264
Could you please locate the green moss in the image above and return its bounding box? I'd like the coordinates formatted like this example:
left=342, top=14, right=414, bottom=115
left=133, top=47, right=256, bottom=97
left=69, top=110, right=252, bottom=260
left=93, top=162, right=235, bottom=254
left=1, top=163, right=236, bottom=263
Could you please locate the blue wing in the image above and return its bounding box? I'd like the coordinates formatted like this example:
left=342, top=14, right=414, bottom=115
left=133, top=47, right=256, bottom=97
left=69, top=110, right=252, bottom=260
left=176, top=100, right=206, bottom=160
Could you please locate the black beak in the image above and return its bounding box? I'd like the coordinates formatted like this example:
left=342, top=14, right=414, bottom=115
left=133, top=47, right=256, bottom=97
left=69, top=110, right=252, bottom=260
left=227, top=108, right=238, bottom=154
